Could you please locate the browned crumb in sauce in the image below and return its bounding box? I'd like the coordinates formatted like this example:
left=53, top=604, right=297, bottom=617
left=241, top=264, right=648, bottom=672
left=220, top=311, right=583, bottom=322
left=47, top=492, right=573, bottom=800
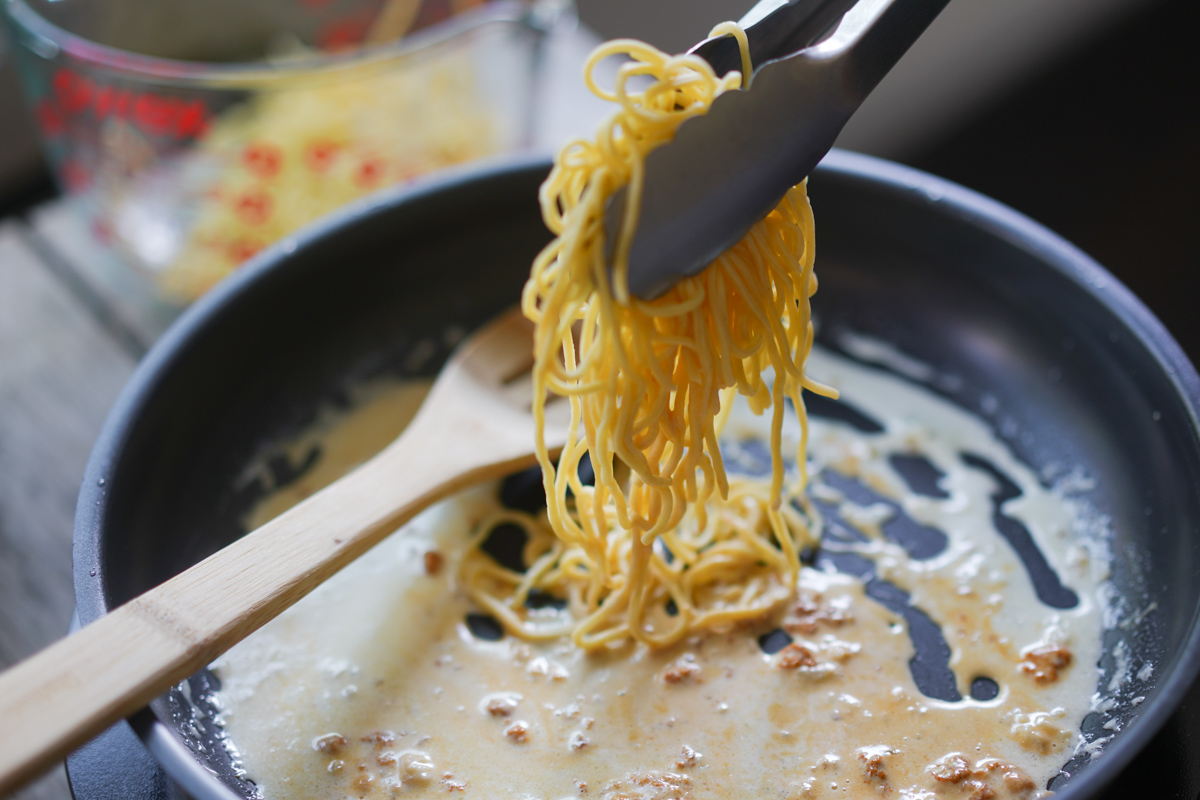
left=929, top=753, right=971, bottom=782
left=674, top=745, right=701, bottom=769
left=505, top=721, right=530, bottom=742
left=928, top=753, right=1039, bottom=799
left=602, top=771, right=691, bottom=800
left=975, top=758, right=1037, bottom=793
left=360, top=730, right=397, bottom=748
left=776, top=643, right=818, bottom=669
left=315, top=729, right=444, bottom=796
left=312, top=733, right=348, bottom=754
left=782, top=589, right=853, bottom=634
left=860, top=753, right=886, bottom=780
left=424, top=550, right=444, bottom=575
left=486, top=696, right=518, bottom=716
left=856, top=746, right=894, bottom=783
left=661, top=656, right=701, bottom=684
left=1018, top=644, right=1072, bottom=684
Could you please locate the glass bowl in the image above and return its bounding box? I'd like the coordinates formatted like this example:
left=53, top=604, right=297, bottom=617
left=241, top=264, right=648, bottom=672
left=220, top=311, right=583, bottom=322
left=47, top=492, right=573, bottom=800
left=1, top=0, right=559, bottom=303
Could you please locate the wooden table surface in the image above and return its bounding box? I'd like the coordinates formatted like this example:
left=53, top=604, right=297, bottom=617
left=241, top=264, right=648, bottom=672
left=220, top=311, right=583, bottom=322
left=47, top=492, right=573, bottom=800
left=0, top=217, right=138, bottom=800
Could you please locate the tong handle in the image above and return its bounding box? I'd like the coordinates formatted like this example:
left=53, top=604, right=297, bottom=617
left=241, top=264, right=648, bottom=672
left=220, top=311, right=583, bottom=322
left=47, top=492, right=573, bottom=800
left=616, top=0, right=952, bottom=300
left=818, top=0, right=951, bottom=107
left=689, top=0, right=859, bottom=78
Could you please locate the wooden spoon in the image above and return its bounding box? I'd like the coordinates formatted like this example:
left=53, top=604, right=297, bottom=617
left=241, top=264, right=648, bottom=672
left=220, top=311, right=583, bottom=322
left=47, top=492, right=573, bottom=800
left=0, top=309, right=565, bottom=796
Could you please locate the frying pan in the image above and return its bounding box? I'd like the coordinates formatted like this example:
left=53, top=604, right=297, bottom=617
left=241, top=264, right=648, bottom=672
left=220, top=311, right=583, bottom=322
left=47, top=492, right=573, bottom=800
left=71, top=151, right=1200, bottom=799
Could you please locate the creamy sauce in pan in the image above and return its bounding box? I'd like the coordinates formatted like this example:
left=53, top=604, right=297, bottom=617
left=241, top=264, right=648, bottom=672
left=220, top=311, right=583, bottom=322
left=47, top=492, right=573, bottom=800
left=211, top=346, right=1111, bottom=799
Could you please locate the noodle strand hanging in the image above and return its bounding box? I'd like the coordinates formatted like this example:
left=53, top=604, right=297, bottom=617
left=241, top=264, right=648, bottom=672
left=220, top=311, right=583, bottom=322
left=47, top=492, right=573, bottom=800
left=462, top=28, right=837, bottom=651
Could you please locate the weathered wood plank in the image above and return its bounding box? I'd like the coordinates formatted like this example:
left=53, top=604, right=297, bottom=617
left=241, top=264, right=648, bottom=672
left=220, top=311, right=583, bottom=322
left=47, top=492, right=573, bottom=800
left=0, top=220, right=137, bottom=800
left=26, top=202, right=182, bottom=350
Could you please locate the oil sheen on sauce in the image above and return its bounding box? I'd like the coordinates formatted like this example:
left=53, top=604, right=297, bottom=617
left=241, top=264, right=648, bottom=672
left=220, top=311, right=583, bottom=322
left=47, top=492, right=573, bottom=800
left=211, top=346, right=1112, bottom=800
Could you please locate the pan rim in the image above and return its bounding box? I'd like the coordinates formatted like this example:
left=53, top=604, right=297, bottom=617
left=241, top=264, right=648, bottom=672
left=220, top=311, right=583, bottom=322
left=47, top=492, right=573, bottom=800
left=71, top=149, right=1200, bottom=799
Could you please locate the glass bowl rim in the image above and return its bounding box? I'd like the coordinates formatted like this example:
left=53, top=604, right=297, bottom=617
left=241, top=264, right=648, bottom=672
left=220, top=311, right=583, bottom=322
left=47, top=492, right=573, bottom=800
left=1, top=0, right=538, bottom=88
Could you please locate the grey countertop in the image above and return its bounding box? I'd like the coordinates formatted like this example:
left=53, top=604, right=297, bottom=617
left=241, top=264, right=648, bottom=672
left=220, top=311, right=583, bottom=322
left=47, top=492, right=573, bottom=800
left=0, top=220, right=136, bottom=800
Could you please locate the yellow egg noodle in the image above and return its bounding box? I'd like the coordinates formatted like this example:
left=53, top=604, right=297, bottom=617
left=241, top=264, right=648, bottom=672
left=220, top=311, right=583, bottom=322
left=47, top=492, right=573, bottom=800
left=461, top=27, right=837, bottom=651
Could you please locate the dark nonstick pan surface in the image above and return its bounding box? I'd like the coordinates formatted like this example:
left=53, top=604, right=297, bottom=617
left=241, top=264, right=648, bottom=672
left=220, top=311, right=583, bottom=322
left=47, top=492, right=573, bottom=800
left=72, top=151, right=1200, bottom=799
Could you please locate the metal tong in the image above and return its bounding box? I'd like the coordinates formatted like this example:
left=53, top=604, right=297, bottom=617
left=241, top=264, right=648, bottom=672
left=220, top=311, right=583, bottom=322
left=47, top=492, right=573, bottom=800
left=609, top=0, right=951, bottom=300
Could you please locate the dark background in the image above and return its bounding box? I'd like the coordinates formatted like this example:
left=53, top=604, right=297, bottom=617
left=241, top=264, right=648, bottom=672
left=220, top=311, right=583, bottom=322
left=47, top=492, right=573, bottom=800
left=910, top=0, right=1200, bottom=363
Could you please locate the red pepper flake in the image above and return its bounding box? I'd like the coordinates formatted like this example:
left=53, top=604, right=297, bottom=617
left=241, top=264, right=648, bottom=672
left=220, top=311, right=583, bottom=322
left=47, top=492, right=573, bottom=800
left=234, top=189, right=273, bottom=225
left=242, top=142, right=283, bottom=179
left=304, top=141, right=341, bottom=173
left=35, top=99, right=64, bottom=137
left=173, top=99, right=209, bottom=139
left=227, top=239, right=263, bottom=264
left=355, top=156, right=386, bottom=188
left=93, top=86, right=133, bottom=121
left=133, top=93, right=177, bottom=136
left=52, top=68, right=93, bottom=114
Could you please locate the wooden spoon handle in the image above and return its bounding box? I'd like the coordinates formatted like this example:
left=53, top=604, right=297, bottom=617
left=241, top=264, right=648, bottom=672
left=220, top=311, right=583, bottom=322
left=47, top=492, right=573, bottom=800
left=0, top=417, right=530, bottom=796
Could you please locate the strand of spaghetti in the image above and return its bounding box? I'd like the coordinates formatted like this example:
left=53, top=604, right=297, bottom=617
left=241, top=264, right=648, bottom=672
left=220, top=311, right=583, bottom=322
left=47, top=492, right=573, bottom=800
left=463, top=27, right=837, bottom=650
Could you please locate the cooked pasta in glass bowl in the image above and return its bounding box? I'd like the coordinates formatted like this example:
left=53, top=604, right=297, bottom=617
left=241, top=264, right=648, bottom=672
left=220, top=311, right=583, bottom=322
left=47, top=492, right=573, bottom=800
left=2, top=0, right=562, bottom=303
